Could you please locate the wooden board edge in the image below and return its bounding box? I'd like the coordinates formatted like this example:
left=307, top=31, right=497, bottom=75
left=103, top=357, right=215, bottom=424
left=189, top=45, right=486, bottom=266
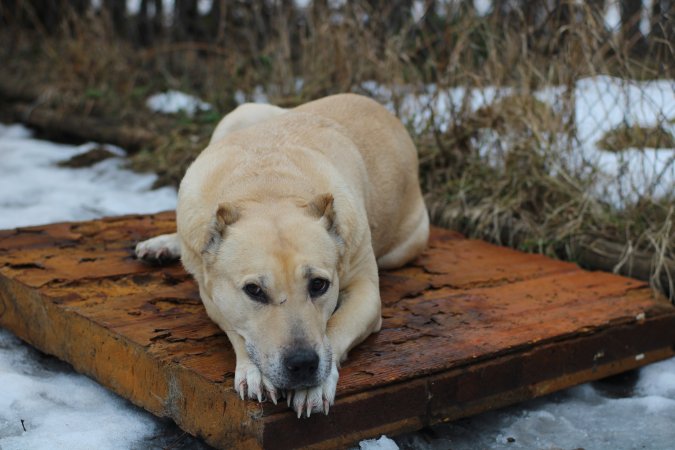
left=259, top=312, right=675, bottom=450
left=0, top=275, right=265, bottom=450
left=3, top=268, right=675, bottom=450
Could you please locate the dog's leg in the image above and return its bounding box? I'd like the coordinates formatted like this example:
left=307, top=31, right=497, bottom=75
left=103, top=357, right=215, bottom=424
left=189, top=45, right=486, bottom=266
left=227, top=330, right=279, bottom=404
left=290, top=269, right=381, bottom=417
left=327, top=274, right=382, bottom=362
left=135, top=233, right=181, bottom=263
left=377, top=203, right=429, bottom=270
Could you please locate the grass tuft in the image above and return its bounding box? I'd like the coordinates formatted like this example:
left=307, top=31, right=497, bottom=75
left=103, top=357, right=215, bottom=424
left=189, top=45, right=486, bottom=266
left=598, top=125, right=675, bottom=152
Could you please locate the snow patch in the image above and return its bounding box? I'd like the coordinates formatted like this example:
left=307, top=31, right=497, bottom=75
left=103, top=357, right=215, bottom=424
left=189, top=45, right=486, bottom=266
left=605, top=1, right=621, bottom=31
left=359, top=435, right=399, bottom=450
left=474, top=0, right=493, bottom=16
left=0, top=124, right=176, bottom=229
left=146, top=90, right=212, bottom=116
left=0, top=123, right=215, bottom=449
left=197, top=0, right=212, bottom=15
left=361, top=75, right=675, bottom=207
left=569, top=76, right=675, bottom=206
left=234, top=86, right=270, bottom=105
left=0, top=329, right=158, bottom=450
left=637, top=357, right=675, bottom=397
left=394, top=375, right=675, bottom=449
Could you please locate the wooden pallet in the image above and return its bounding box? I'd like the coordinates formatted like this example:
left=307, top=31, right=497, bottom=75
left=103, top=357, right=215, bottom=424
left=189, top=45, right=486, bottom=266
left=1, top=211, right=674, bottom=449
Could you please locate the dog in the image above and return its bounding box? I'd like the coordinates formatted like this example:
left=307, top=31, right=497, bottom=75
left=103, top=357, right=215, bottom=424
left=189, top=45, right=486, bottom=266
left=136, top=94, right=429, bottom=417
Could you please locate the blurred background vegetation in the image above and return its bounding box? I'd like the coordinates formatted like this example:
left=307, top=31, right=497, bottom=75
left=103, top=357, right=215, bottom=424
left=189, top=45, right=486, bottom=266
left=0, top=0, right=673, bottom=299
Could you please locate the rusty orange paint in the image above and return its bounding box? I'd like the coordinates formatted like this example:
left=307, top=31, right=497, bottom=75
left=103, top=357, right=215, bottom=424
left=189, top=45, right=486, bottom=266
left=1, top=211, right=674, bottom=449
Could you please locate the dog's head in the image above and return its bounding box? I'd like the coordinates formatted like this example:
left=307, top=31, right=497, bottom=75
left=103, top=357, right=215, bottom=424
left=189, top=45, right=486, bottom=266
left=187, top=194, right=342, bottom=389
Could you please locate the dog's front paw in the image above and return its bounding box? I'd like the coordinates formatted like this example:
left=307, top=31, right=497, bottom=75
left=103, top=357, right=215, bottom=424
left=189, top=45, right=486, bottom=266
left=135, top=234, right=180, bottom=263
left=234, top=360, right=279, bottom=404
left=288, top=362, right=339, bottom=418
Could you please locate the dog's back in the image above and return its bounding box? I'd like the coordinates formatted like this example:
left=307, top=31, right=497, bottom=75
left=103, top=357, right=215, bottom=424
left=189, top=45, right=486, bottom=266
left=195, top=94, right=428, bottom=268
left=293, top=94, right=428, bottom=267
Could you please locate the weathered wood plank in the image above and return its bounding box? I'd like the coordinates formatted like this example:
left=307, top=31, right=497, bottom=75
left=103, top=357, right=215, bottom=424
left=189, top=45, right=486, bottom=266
left=1, top=211, right=674, bottom=449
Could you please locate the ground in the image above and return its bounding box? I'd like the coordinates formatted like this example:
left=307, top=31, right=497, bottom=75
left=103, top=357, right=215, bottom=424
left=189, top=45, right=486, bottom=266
left=1, top=114, right=674, bottom=449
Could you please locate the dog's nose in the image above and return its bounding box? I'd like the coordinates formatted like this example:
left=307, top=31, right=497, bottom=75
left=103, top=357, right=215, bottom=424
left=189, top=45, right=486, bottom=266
left=284, top=348, right=319, bottom=382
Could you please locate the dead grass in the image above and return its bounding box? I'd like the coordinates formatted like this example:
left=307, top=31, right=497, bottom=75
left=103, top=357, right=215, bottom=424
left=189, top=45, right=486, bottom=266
left=598, top=125, right=675, bottom=152
left=471, top=95, right=564, bottom=134
left=128, top=120, right=213, bottom=188
left=1, top=2, right=673, bottom=299
left=57, top=146, right=117, bottom=168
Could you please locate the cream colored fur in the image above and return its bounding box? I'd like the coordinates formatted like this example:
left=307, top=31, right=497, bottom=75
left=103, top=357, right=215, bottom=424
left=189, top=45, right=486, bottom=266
left=135, top=94, right=429, bottom=417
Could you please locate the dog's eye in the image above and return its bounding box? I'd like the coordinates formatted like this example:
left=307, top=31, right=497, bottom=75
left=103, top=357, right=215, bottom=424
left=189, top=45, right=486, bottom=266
left=308, top=278, right=330, bottom=298
left=243, top=283, right=267, bottom=302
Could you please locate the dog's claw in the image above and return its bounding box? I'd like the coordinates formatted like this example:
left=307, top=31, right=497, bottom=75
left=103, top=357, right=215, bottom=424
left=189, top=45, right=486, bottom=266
left=289, top=362, right=339, bottom=418
left=248, top=376, right=266, bottom=403
left=238, top=382, right=246, bottom=401
left=234, top=361, right=338, bottom=417
left=235, top=378, right=247, bottom=401
left=235, top=361, right=277, bottom=405
left=270, top=389, right=278, bottom=405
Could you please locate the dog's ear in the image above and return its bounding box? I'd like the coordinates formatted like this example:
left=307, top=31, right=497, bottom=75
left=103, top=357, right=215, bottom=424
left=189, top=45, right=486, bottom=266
left=202, top=203, right=239, bottom=255
left=308, top=193, right=345, bottom=264
left=307, top=193, right=336, bottom=232
left=215, top=203, right=240, bottom=233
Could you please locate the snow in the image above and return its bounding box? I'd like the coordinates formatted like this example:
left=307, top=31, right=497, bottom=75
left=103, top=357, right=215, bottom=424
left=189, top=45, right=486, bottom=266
left=359, top=435, right=399, bottom=450
left=362, top=75, right=675, bottom=207
left=0, top=330, right=157, bottom=450
left=146, top=90, right=212, bottom=116
left=474, top=0, right=493, bottom=16
left=640, top=0, right=653, bottom=36
left=197, top=0, right=212, bottom=15
left=605, top=1, right=621, bottom=31
left=545, top=76, right=675, bottom=206
left=121, top=0, right=652, bottom=34
left=0, top=123, right=211, bottom=449
left=360, top=80, right=505, bottom=133
left=394, top=371, right=675, bottom=450
left=411, top=1, right=427, bottom=23
left=639, top=357, right=675, bottom=398
left=234, top=86, right=270, bottom=105
left=126, top=0, right=141, bottom=15
left=0, top=125, right=176, bottom=229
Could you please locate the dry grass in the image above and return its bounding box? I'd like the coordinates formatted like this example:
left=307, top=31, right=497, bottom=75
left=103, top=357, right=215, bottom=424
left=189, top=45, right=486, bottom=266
left=471, top=95, right=564, bottom=133
left=598, top=125, right=675, bottom=152
left=128, top=121, right=213, bottom=188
